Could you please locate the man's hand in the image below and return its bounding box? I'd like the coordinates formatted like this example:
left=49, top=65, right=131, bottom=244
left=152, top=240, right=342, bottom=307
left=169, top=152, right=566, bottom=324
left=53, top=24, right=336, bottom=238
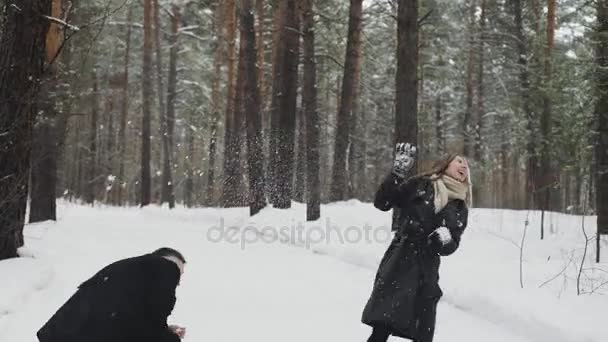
left=392, top=142, right=417, bottom=178
left=169, top=325, right=187, bottom=339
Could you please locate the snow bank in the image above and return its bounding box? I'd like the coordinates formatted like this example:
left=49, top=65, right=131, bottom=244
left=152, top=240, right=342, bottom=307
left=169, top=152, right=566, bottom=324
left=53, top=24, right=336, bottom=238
left=244, top=201, right=608, bottom=342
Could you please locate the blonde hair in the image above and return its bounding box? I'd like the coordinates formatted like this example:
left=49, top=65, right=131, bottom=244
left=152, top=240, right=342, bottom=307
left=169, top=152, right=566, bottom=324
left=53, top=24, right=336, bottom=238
left=414, top=153, right=460, bottom=179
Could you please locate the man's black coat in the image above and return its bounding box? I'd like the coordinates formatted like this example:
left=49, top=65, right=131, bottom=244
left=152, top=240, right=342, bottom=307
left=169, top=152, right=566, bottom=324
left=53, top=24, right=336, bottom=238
left=37, top=253, right=181, bottom=342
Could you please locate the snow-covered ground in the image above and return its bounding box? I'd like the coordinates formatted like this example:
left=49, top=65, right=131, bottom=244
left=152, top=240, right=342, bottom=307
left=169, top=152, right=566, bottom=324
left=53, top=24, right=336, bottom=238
left=1, top=201, right=606, bottom=342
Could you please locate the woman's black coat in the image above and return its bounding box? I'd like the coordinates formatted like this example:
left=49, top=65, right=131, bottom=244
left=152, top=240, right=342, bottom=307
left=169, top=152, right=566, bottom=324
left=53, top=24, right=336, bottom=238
left=37, top=254, right=181, bottom=342
left=362, top=174, right=468, bottom=340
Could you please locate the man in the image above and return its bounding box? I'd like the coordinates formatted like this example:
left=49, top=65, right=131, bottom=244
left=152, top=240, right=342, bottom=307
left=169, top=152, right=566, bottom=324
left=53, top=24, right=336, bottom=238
left=37, top=247, right=187, bottom=342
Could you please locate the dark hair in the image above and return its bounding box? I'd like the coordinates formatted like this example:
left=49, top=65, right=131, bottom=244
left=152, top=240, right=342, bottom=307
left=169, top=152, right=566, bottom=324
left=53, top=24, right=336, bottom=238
left=152, top=247, right=186, bottom=263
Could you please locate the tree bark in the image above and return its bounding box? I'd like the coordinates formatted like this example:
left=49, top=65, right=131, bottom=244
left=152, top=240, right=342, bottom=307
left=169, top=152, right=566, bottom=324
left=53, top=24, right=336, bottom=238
left=256, top=0, right=266, bottom=112
left=395, top=0, right=418, bottom=147
left=29, top=0, right=62, bottom=222
left=475, top=0, right=486, bottom=162
left=435, top=92, right=443, bottom=155
left=153, top=0, right=166, bottom=126
left=205, top=0, right=225, bottom=206
left=393, top=0, right=418, bottom=231
left=153, top=0, right=164, bottom=204
left=141, top=0, right=153, bottom=206
left=596, top=0, right=608, bottom=238
left=268, top=0, right=287, bottom=205
left=273, top=0, right=300, bottom=209
left=330, top=0, right=363, bottom=202
left=85, top=71, right=99, bottom=205
left=0, top=0, right=50, bottom=260
left=184, top=107, right=195, bottom=208
left=511, top=0, right=537, bottom=209
left=221, top=0, right=240, bottom=207
left=241, top=0, right=267, bottom=215
left=161, top=4, right=180, bottom=209
left=301, top=0, right=320, bottom=221
left=464, top=0, right=476, bottom=157
left=117, top=4, right=133, bottom=206
left=539, top=0, right=556, bottom=213
left=55, top=41, right=73, bottom=198
left=152, top=0, right=165, bottom=203
left=294, top=108, right=306, bottom=202
left=103, top=92, right=115, bottom=204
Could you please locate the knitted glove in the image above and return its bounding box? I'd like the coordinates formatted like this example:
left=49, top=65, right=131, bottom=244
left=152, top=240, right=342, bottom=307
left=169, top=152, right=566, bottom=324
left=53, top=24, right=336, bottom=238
left=392, top=142, right=417, bottom=179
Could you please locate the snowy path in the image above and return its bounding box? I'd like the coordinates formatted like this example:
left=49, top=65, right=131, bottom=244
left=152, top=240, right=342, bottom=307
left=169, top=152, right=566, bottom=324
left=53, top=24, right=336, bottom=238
left=0, top=203, right=599, bottom=341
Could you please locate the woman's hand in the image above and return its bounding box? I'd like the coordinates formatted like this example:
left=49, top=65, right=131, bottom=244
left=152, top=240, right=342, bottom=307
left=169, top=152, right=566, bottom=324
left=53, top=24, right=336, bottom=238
left=392, top=142, right=417, bottom=178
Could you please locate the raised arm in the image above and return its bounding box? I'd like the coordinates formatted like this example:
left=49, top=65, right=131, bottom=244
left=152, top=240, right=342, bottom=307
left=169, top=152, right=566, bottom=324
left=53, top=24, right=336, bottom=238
left=374, top=174, right=403, bottom=211
left=374, top=142, right=417, bottom=211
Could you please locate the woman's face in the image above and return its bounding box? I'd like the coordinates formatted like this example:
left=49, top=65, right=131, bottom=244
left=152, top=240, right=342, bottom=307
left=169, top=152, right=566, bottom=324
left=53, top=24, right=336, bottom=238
left=445, top=156, right=469, bottom=182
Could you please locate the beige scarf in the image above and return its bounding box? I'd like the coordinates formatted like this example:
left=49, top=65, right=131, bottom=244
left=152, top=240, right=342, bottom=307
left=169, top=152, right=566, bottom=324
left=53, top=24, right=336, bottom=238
left=431, top=174, right=472, bottom=213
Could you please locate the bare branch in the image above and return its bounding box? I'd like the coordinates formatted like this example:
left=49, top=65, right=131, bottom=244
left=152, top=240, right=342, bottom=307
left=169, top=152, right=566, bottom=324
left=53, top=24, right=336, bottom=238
left=42, top=15, right=80, bottom=31
left=418, top=9, right=434, bottom=26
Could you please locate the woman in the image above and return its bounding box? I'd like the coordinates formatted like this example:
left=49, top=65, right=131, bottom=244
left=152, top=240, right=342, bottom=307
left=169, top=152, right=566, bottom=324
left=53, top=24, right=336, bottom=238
left=362, top=143, right=472, bottom=342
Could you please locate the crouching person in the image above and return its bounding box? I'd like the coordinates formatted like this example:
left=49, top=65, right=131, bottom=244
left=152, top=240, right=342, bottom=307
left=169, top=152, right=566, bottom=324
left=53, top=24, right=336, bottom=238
left=37, top=247, right=187, bottom=342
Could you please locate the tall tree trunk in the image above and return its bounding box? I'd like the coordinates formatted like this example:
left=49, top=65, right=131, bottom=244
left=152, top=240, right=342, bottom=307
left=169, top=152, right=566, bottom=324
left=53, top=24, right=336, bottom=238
left=0, top=0, right=49, bottom=259
left=206, top=1, right=225, bottom=206
left=184, top=107, right=195, bottom=208
left=161, top=4, right=180, bottom=209
left=30, top=105, right=57, bottom=220
left=464, top=0, right=476, bottom=157
left=152, top=0, right=165, bottom=204
left=150, top=0, right=169, bottom=204
left=256, top=0, right=266, bottom=111
left=472, top=0, right=486, bottom=207
left=595, top=0, right=608, bottom=241
left=224, top=33, right=247, bottom=207
left=221, top=0, right=240, bottom=207
left=73, top=119, right=84, bottom=200
left=435, top=92, right=443, bottom=155
left=475, top=0, right=486, bottom=162
left=539, top=0, right=556, bottom=214
left=55, top=41, right=73, bottom=197
left=302, top=0, right=320, bottom=221
left=153, top=0, right=166, bottom=127
left=104, top=94, right=115, bottom=203
left=348, top=38, right=364, bottom=199
left=268, top=0, right=287, bottom=205
left=29, top=0, right=61, bottom=222
left=273, top=0, right=300, bottom=209
left=512, top=0, right=537, bottom=209
left=241, top=0, right=267, bottom=215
left=393, top=0, right=418, bottom=230
left=85, top=71, right=99, bottom=205
left=294, top=108, right=306, bottom=202
left=117, top=5, right=133, bottom=206
left=141, top=0, right=153, bottom=206
left=330, top=0, right=363, bottom=202
left=395, top=0, right=418, bottom=147
left=349, top=98, right=364, bottom=199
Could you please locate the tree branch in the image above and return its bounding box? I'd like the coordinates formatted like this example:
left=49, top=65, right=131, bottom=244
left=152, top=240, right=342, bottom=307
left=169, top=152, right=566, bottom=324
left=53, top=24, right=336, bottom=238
left=418, top=9, right=434, bottom=26
left=42, top=15, right=80, bottom=31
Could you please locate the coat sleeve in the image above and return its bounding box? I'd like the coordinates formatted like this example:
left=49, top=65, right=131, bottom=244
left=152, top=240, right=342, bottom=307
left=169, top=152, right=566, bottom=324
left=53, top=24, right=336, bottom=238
left=430, top=203, right=468, bottom=256
left=144, top=261, right=181, bottom=342
left=373, top=174, right=416, bottom=211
